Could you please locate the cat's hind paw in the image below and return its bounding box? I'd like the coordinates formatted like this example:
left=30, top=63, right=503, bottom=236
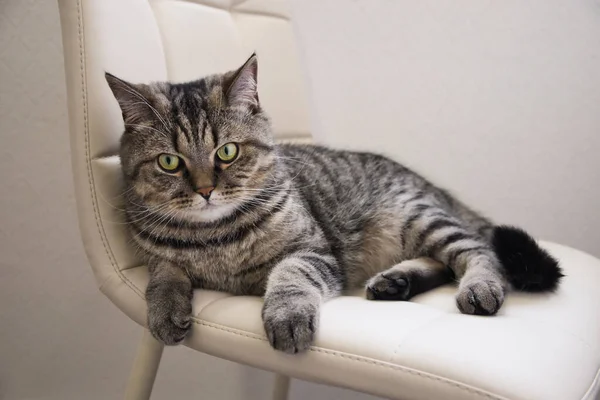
left=366, top=269, right=412, bottom=301
left=366, top=258, right=451, bottom=301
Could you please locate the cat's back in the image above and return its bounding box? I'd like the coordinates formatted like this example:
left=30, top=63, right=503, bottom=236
left=277, top=144, right=417, bottom=284
left=277, top=143, right=413, bottom=200
left=279, top=143, right=392, bottom=179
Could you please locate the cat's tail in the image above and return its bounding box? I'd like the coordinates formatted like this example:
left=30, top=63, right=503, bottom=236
left=491, top=225, right=564, bottom=292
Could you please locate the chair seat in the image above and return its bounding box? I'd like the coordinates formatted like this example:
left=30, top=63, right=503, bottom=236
left=119, top=242, right=600, bottom=400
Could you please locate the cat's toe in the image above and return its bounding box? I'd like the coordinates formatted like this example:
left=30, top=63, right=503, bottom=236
left=456, top=279, right=505, bottom=315
left=366, top=271, right=411, bottom=301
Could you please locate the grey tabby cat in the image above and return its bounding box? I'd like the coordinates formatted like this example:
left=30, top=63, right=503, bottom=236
left=106, top=55, right=563, bottom=353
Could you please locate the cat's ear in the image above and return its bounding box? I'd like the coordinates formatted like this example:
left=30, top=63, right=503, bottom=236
left=105, top=72, right=154, bottom=125
left=225, top=53, right=259, bottom=111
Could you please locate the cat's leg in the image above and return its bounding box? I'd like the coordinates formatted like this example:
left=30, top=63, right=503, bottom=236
left=262, top=251, right=343, bottom=353
left=403, top=207, right=507, bottom=315
left=366, top=258, right=453, bottom=301
left=146, top=259, right=193, bottom=345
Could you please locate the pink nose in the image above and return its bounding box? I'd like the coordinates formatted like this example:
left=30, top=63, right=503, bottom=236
left=196, top=186, right=214, bottom=199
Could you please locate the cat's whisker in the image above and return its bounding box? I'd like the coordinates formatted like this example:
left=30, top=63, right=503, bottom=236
left=96, top=183, right=138, bottom=210
left=102, top=205, right=167, bottom=225
left=147, top=210, right=179, bottom=243
left=126, top=209, right=172, bottom=232
left=132, top=207, right=179, bottom=244
left=116, top=199, right=186, bottom=226
left=96, top=187, right=129, bottom=212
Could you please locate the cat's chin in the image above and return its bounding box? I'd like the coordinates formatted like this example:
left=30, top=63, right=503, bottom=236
left=182, top=202, right=239, bottom=223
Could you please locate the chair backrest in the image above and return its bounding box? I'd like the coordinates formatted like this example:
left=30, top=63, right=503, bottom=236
left=58, top=0, right=310, bottom=319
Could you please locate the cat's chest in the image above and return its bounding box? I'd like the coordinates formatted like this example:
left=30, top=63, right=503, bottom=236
left=174, top=230, right=285, bottom=295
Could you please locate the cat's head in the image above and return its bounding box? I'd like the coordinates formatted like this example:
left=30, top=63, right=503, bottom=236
left=106, top=55, right=276, bottom=223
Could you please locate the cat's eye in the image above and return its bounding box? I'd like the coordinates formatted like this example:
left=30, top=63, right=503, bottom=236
left=216, top=143, right=238, bottom=163
left=157, top=154, right=182, bottom=172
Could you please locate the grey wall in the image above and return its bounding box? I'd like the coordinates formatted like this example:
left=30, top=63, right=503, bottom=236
left=1, top=0, right=598, bottom=399
left=292, top=0, right=600, bottom=256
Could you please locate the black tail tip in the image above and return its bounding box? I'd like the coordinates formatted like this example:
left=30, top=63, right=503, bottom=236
left=492, top=225, right=564, bottom=292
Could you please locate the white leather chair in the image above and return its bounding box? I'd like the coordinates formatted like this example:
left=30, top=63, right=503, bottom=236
left=57, top=0, right=600, bottom=399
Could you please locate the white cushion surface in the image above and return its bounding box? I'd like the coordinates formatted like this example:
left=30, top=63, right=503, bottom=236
left=119, top=239, right=600, bottom=400
left=57, top=0, right=600, bottom=399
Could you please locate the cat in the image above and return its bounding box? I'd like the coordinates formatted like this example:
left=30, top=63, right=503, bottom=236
left=106, top=54, right=563, bottom=353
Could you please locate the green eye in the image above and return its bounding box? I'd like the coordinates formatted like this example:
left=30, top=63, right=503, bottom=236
left=157, top=154, right=181, bottom=172
left=216, top=143, right=238, bottom=162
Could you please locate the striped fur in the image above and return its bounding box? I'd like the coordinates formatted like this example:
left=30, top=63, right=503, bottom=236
left=106, top=55, right=561, bottom=352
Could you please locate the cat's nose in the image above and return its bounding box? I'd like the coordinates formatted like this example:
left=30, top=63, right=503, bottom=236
left=196, top=186, right=215, bottom=200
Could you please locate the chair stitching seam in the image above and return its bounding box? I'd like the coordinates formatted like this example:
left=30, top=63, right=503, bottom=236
left=76, top=0, right=143, bottom=299
left=192, top=319, right=507, bottom=400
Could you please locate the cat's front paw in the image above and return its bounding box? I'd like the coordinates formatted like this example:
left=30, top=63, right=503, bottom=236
left=147, top=294, right=192, bottom=345
left=456, top=279, right=505, bottom=316
left=262, top=299, right=318, bottom=354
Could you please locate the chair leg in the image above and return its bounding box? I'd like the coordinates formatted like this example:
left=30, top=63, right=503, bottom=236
left=272, top=373, right=291, bottom=400
left=124, top=329, right=164, bottom=400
